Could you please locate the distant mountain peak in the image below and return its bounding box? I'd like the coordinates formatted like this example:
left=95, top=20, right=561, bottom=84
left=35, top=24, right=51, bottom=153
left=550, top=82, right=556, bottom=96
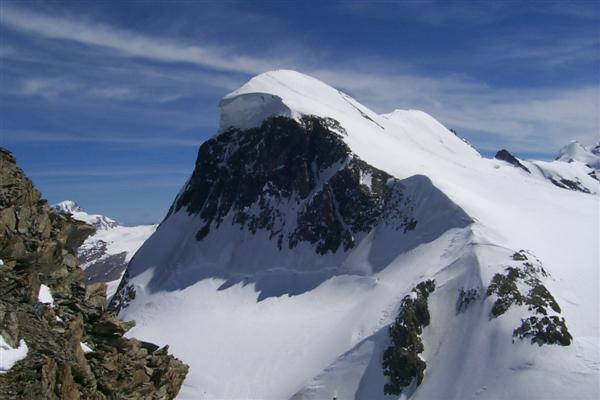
left=53, top=199, right=82, bottom=214
left=556, top=140, right=600, bottom=170
left=52, top=200, right=119, bottom=230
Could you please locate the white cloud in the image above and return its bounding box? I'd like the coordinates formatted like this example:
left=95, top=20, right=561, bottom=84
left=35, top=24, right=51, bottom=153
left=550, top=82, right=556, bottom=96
left=2, top=5, right=598, bottom=155
left=310, top=68, right=599, bottom=153
left=29, top=166, right=190, bottom=178
left=0, top=130, right=202, bottom=147
left=0, top=5, right=290, bottom=74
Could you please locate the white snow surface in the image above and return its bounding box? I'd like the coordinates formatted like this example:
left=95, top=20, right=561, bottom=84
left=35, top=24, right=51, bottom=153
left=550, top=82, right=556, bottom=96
left=557, top=141, right=600, bottom=170
left=0, top=337, right=28, bottom=374
left=80, top=342, right=93, bottom=354
left=82, top=224, right=157, bottom=265
left=119, top=70, right=599, bottom=399
left=524, top=158, right=598, bottom=194
left=38, top=284, right=54, bottom=306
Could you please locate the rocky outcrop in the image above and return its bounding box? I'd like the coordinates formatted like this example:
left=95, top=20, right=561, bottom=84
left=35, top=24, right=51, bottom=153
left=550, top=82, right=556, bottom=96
left=0, top=148, right=188, bottom=399
left=548, top=177, right=591, bottom=194
left=170, top=115, right=417, bottom=255
left=51, top=202, right=155, bottom=289
left=382, top=280, right=435, bottom=395
left=486, top=250, right=571, bottom=346
left=495, top=149, right=531, bottom=173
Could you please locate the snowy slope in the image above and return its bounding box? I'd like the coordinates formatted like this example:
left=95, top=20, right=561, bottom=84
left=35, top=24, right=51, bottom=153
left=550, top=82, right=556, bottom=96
left=557, top=141, right=600, bottom=170
left=53, top=201, right=156, bottom=299
left=492, top=149, right=598, bottom=194
left=115, top=70, right=599, bottom=400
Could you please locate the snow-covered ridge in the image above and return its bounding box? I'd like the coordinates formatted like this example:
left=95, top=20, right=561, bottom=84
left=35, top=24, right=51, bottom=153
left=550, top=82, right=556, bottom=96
left=219, top=70, right=481, bottom=178
left=556, top=140, right=600, bottom=170
left=493, top=148, right=599, bottom=194
left=116, top=70, right=599, bottom=399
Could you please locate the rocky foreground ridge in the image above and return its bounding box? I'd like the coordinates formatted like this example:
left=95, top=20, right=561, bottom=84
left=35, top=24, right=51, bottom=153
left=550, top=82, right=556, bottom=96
left=0, top=148, right=188, bottom=399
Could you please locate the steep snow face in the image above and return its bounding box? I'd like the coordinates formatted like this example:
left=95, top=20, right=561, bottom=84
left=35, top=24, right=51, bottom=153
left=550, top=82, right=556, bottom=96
left=116, top=70, right=599, bottom=400
left=116, top=115, right=472, bottom=300
left=53, top=201, right=156, bottom=299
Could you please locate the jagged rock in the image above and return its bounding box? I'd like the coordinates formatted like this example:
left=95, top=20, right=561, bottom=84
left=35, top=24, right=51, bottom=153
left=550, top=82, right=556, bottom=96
left=495, top=149, right=531, bottom=173
left=486, top=250, right=571, bottom=346
left=0, top=148, right=188, bottom=399
left=514, top=315, right=572, bottom=346
left=85, top=282, right=108, bottom=310
left=549, top=177, right=591, bottom=194
left=382, top=280, right=435, bottom=395
left=169, top=115, right=417, bottom=255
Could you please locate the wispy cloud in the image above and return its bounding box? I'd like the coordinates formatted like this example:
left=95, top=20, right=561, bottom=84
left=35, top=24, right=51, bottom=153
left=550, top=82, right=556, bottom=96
left=28, top=166, right=190, bottom=178
left=338, top=1, right=600, bottom=25
left=1, top=130, right=203, bottom=147
left=337, top=1, right=511, bottom=25
left=1, top=4, right=598, bottom=156
left=476, top=34, right=600, bottom=66
left=312, top=67, right=599, bottom=154
left=0, top=5, right=292, bottom=74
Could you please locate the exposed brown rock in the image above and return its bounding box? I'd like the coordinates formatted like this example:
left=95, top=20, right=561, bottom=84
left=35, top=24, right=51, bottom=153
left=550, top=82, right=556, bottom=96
left=0, top=147, right=188, bottom=399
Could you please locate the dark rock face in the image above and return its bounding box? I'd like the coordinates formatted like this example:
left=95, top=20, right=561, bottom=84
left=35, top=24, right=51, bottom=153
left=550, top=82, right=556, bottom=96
left=83, top=251, right=128, bottom=284
left=73, top=238, right=129, bottom=284
left=170, top=115, right=417, bottom=255
left=456, top=287, right=481, bottom=314
left=495, top=149, right=531, bottom=173
left=382, top=280, right=435, bottom=395
left=549, top=177, right=591, bottom=194
left=0, top=148, right=188, bottom=399
left=486, top=250, right=571, bottom=346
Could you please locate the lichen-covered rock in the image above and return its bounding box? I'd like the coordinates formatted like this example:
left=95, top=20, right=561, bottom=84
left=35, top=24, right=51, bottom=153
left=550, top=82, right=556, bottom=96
left=486, top=250, right=571, bottom=346
left=514, top=315, right=572, bottom=346
left=382, top=280, right=435, bottom=395
left=0, top=148, right=188, bottom=399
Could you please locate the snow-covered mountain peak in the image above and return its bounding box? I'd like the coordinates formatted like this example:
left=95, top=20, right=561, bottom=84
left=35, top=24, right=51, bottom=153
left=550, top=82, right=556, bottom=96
left=556, top=140, right=600, bottom=170
left=53, top=199, right=82, bottom=214
left=112, top=71, right=598, bottom=399
left=219, top=69, right=384, bottom=133
left=219, top=70, right=481, bottom=181
left=52, top=200, right=119, bottom=230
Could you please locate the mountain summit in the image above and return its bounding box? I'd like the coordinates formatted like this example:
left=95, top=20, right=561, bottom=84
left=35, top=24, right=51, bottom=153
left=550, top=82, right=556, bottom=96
left=556, top=140, right=600, bottom=171
left=113, top=70, right=599, bottom=400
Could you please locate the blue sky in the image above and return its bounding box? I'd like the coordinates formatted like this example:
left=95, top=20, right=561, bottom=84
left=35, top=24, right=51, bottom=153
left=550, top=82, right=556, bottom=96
left=1, top=1, right=598, bottom=225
